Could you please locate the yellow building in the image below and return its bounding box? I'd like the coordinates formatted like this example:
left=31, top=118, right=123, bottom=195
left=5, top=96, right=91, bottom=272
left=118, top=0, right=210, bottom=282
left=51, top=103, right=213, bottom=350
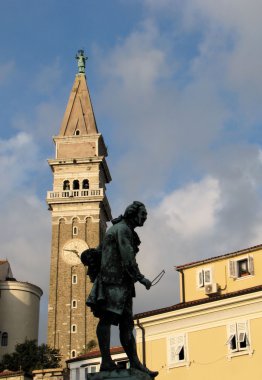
left=135, top=244, right=262, bottom=380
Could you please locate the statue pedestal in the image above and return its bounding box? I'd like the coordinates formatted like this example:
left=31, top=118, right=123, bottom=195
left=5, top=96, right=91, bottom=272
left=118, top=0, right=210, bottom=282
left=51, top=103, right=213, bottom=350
left=87, top=369, right=154, bottom=380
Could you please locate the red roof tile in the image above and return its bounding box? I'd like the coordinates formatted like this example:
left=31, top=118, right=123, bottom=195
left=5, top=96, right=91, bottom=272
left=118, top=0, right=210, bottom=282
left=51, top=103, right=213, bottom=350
left=66, top=346, right=125, bottom=363
left=0, top=371, right=26, bottom=378
left=175, top=243, right=262, bottom=270
left=134, top=284, right=262, bottom=319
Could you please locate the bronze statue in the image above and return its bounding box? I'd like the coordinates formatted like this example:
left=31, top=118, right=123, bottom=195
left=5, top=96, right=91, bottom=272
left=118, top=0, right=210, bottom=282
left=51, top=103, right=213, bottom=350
left=75, top=49, right=87, bottom=74
left=82, top=201, right=158, bottom=377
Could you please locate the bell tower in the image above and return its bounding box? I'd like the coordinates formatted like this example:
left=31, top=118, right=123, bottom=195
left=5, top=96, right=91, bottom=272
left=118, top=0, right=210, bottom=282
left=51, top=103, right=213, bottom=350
left=47, top=50, right=111, bottom=364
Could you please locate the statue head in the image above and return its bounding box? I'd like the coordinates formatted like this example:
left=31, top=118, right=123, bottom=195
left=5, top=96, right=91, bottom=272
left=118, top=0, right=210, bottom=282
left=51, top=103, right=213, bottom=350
left=124, top=201, right=147, bottom=227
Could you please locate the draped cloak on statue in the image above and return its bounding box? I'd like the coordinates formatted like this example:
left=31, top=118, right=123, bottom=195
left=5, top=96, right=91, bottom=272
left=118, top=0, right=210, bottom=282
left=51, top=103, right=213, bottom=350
left=86, top=216, right=145, bottom=325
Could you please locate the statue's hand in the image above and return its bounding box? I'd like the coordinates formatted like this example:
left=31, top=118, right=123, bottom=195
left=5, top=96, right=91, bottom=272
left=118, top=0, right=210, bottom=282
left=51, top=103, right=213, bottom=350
left=141, top=277, right=151, bottom=290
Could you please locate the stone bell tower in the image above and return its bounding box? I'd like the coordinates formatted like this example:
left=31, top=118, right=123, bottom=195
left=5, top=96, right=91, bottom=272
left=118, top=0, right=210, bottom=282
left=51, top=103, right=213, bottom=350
left=46, top=50, right=111, bottom=364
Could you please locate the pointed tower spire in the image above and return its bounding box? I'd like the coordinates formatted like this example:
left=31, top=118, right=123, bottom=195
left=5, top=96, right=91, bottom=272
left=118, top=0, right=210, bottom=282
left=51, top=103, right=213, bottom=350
left=58, top=50, right=98, bottom=137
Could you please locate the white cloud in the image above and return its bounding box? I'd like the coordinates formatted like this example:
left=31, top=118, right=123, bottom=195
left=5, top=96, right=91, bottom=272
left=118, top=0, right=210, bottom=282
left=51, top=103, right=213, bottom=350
left=134, top=176, right=222, bottom=313
left=0, top=132, right=39, bottom=195
left=145, top=0, right=262, bottom=121
left=134, top=152, right=262, bottom=312
left=157, top=177, right=221, bottom=238
left=0, top=132, right=50, bottom=342
left=12, top=101, right=63, bottom=143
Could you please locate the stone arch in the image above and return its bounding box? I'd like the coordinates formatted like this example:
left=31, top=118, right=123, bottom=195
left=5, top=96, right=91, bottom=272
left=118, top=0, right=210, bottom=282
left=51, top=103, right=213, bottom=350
left=73, top=180, right=79, bottom=190
left=63, top=180, right=70, bottom=190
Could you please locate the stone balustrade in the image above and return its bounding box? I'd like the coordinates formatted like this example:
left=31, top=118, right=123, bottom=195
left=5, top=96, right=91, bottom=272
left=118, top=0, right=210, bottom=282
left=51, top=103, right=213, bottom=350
left=47, top=188, right=103, bottom=200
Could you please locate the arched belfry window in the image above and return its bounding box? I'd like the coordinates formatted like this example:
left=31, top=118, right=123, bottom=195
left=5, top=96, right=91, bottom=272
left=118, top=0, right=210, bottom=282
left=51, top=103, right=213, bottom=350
left=82, top=179, right=89, bottom=189
left=1, top=332, right=8, bottom=346
left=63, top=180, right=70, bottom=190
left=73, top=180, right=79, bottom=190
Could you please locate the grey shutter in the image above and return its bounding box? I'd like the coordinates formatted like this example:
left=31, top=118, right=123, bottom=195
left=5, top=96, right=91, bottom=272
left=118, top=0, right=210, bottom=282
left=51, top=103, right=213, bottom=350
left=197, top=269, right=204, bottom=287
left=229, top=260, right=237, bottom=278
left=169, top=336, right=176, bottom=365
left=248, top=255, right=254, bottom=275
left=204, top=269, right=212, bottom=284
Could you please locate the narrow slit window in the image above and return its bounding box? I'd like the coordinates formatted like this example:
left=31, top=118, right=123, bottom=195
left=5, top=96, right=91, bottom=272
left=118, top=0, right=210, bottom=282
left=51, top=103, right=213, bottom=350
left=72, top=275, right=77, bottom=284
left=1, top=332, right=8, bottom=346
left=71, top=350, right=76, bottom=358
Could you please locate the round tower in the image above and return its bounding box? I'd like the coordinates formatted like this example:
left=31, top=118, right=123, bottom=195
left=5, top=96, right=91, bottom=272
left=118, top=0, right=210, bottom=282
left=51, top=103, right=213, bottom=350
left=0, top=280, right=43, bottom=359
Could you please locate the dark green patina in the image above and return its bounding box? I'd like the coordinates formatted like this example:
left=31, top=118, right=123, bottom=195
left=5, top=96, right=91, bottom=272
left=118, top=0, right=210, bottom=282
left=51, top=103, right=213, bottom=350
left=82, top=201, right=158, bottom=378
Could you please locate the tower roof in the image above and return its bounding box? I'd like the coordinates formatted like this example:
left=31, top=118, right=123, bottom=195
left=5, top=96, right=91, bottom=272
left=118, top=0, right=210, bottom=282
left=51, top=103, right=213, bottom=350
left=0, top=260, right=13, bottom=281
left=58, top=71, right=98, bottom=137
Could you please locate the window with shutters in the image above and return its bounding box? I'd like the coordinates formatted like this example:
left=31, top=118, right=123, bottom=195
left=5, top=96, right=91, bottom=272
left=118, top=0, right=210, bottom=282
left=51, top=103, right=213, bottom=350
left=168, top=333, right=188, bottom=367
left=229, top=256, right=254, bottom=279
left=197, top=268, right=212, bottom=288
left=226, top=321, right=251, bottom=356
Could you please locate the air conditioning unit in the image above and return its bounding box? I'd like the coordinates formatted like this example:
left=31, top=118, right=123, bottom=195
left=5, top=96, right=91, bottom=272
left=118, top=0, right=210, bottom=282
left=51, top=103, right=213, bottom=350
left=205, top=283, right=218, bottom=295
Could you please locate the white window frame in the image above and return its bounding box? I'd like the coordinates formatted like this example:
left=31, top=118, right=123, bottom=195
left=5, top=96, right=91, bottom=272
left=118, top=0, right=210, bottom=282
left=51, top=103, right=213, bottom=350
left=226, top=321, right=252, bottom=358
left=71, top=324, right=77, bottom=333
left=73, top=226, right=78, bottom=236
left=72, top=274, right=77, bottom=284
left=87, top=365, right=98, bottom=374
left=167, top=333, right=189, bottom=368
left=71, top=349, right=76, bottom=358
left=72, top=299, right=77, bottom=309
left=228, top=255, right=254, bottom=279
left=197, top=267, right=212, bottom=288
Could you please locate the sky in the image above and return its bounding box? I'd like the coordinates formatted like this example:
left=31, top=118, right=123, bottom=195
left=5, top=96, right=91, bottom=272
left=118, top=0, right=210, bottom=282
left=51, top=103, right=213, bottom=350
left=1, top=0, right=262, bottom=344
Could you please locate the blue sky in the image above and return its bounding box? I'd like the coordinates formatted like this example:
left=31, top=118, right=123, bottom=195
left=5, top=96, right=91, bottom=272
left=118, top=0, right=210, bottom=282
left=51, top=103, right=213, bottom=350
left=1, top=0, right=262, bottom=344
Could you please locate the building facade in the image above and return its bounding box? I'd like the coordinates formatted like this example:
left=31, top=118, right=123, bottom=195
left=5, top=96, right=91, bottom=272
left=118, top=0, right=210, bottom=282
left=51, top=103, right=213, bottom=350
left=135, top=244, right=262, bottom=380
left=0, top=261, right=42, bottom=360
left=0, top=370, right=32, bottom=380
left=46, top=54, right=111, bottom=364
left=67, top=347, right=128, bottom=380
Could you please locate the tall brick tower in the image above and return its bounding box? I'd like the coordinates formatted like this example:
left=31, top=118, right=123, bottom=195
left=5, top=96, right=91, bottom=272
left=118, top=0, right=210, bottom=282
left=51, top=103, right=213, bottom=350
left=46, top=51, right=111, bottom=364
